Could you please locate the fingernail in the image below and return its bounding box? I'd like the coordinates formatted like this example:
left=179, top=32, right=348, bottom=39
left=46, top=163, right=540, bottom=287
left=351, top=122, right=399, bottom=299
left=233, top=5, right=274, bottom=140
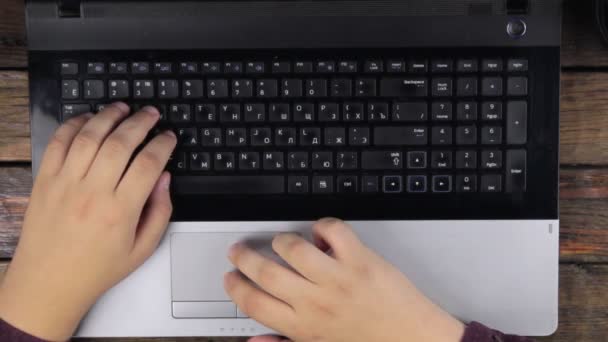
left=83, top=112, right=94, bottom=119
left=228, top=243, right=242, bottom=259
left=162, top=173, right=171, bottom=191
left=141, top=106, right=160, bottom=118
left=112, top=102, right=130, bottom=113
left=164, top=130, right=176, bottom=138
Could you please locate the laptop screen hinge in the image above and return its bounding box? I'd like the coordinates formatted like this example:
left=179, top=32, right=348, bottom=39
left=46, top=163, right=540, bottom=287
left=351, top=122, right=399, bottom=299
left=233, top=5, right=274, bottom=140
left=57, top=0, right=82, bottom=18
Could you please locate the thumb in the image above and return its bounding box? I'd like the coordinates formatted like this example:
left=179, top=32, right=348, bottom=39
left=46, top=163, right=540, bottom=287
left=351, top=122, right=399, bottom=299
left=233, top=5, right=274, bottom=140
left=129, top=171, right=172, bottom=269
left=249, top=336, right=292, bottom=342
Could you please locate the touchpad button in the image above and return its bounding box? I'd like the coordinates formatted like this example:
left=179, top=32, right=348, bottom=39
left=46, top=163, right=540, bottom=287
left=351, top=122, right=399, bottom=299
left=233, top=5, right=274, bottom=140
left=171, top=232, right=279, bottom=302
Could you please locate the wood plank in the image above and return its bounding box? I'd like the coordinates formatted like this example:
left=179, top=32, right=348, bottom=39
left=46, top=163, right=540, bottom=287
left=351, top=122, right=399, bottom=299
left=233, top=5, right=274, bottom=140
left=0, top=167, right=607, bottom=261
left=2, top=70, right=608, bottom=165
left=0, top=262, right=607, bottom=341
left=1, top=0, right=608, bottom=69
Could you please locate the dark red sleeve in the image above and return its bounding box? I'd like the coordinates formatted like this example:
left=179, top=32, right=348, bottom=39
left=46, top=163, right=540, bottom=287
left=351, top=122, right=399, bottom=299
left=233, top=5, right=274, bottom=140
left=462, top=321, right=535, bottom=342
left=0, top=319, right=49, bottom=342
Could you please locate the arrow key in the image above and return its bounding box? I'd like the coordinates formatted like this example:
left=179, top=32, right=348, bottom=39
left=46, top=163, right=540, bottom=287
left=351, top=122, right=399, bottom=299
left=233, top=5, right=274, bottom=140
left=432, top=175, right=452, bottom=193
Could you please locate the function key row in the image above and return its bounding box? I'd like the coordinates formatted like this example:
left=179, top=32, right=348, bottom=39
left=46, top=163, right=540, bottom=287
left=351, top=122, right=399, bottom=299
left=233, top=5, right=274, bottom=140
left=60, top=58, right=528, bottom=76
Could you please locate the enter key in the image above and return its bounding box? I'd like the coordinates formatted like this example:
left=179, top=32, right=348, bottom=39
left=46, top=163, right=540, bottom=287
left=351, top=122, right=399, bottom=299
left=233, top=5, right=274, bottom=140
left=506, top=150, right=526, bottom=192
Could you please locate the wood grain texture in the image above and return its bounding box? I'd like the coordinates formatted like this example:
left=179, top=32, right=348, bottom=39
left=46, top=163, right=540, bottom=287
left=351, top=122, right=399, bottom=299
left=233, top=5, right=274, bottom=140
left=1, top=71, right=608, bottom=165
left=0, top=167, right=607, bottom=261
left=1, top=0, right=608, bottom=69
left=0, top=262, right=606, bottom=341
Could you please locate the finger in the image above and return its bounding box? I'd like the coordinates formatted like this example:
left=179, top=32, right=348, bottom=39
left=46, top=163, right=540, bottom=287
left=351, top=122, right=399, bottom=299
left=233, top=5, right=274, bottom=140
left=61, top=102, right=130, bottom=179
left=116, top=130, right=176, bottom=211
left=228, top=243, right=313, bottom=303
left=224, top=271, right=296, bottom=336
left=37, top=113, right=93, bottom=178
left=86, top=106, right=160, bottom=187
left=128, top=172, right=172, bottom=268
left=312, top=218, right=363, bottom=261
left=272, top=233, right=341, bottom=284
left=248, top=336, right=291, bottom=342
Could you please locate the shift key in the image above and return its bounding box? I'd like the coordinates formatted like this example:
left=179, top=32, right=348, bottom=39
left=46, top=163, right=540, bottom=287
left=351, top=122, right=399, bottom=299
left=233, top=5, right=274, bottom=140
left=374, top=127, right=428, bottom=146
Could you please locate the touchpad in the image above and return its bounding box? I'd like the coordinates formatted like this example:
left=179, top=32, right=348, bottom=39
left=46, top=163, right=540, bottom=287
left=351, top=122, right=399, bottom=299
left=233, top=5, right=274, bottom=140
left=170, top=232, right=282, bottom=318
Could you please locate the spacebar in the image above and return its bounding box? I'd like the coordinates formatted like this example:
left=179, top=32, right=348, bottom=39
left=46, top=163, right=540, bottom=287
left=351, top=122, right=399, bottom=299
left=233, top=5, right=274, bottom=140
left=174, top=176, right=285, bottom=195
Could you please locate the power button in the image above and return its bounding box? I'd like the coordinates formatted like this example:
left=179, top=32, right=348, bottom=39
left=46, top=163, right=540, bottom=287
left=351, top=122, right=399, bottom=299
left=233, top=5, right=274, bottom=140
left=507, top=19, right=527, bottom=38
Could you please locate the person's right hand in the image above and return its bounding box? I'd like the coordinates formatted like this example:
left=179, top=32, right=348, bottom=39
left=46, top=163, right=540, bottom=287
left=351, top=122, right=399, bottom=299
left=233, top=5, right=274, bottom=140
left=225, top=218, right=465, bottom=342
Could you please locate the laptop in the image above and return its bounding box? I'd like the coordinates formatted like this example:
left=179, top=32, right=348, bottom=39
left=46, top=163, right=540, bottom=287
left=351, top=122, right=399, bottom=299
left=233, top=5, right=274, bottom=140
left=25, top=0, right=561, bottom=337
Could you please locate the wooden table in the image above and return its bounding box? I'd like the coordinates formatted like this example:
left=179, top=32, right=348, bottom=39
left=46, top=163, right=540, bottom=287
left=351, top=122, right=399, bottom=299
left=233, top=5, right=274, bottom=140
left=1, top=1, right=608, bottom=341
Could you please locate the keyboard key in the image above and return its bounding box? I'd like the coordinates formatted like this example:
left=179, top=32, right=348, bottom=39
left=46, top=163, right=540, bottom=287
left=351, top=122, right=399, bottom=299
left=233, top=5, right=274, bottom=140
left=295, top=61, right=313, bottom=73
left=507, top=59, right=528, bottom=72
left=61, top=80, right=79, bottom=99
left=456, top=125, right=477, bottom=145
left=325, top=127, right=347, bottom=146
left=196, top=104, right=217, bottom=122
left=201, top=128, right=223, bottom=147
left=300, top=127, right=321, bottom=146
left=506, top=150, right=527, bottom=192
left=269, top=103, right=291, bottom=122
left=482, top=77, right=503, bottom=96
left=507, top=77, right=528, bottom=96
left=83, top=80, right=104, bottom=99
left=432, top=78, right=453, bottom=97
left=337, top=152, right=358, bottom=170
left=226, top=128, right=247, bottom=146
left=482, top=59, right=503, bottom=72
left=201, top=62, right=221, bottom=74
left=220, top=104, right=241, bottom=122
left=362, top=176, right=379, bottom=193
left=282, top=79, right=303, bottom=98
left=312, top=152, right=334, bottom=170
left=189, top=152, right=211, bottom=171
left=288, top=176, right=309, bottom=194
left=183, top=80, right=205, bottom=99
left=318, top=103, right=340, bottom=122
left=272, top=61, right=291, bottom=73
left=481, top=126, right=502, bottom=145
left=368, top=103, right=389, bottom=121
left=393, top=102, right=428, bottom=122
left=408, top=60, right=428, bottom=73
left=62, top=104, right=90, bottom=121
left=355, top=78, right=376, bottom=96
left=456, top=175, right=477, bottom=192
left=208, top=79, right=229, bottom=98
left=263, top=152, right=284, bottom=170
left=343, top=102, right=364, bottom=121
left=431, top=59, right=453, bottom=73
left=133, top=80, right=154, bottom=99
left=293, top=103, right=315, bottom=122
left=159, top=80, right=179, bottom=98
left=154, top=62, right=172, bottom=74
left=383, top=176, right=403, bottom=193
left=313, top=176, right=334, bottom=194
left=170, top=104, right=192, bottom=123
left=431, top=151, right=452, bottom=169
left=170, top=152, right=187, bottom=171
left=457, top=59, right=478, bottom=73
left=288, top=152, right=309, bottom=170
left=275, top=127, right=297, bottom=146
left=456, top=150, right=477, bottom=169
left=432, top=175, right=452, bottom=193
left=507, top=101, right=528, bottom=145
left=338, top=61, right=358, bottom=73
left=224, top=62, right=243, bottom=74
left=456, top=101, right=478, bottom=121
left=239, top=152, right=261, bottom=171
left=180, top=62, right=199, bottom=74
left=108, top=80, right=129, bottom=99
left=317, top=61, right=335, bottom=73
left=407, top=175, right=427, bottom=193
left=349, top=127, right=370, bottom=146
left=407, top=151, right=427, bottom=169
left=380, top=78, right=428, bottom=97
left=131, top=62, right=150, bottom=74
left=387, top=60, right=405, bottom=73
left=109, top=62, right=127, bottom=74
left=244, top=103, right=266, bottom=122
left=364, top=60, right=383, bottom=73
left=361, top=151, right=402, bottom=170
left=481, top=175, right=502, bottom=193
left=251, top=127, right=272, bottom=146
left=257, top=79, right=278, bottom=98
left=87, top=62, right=105, bottom=74
left=331, top=79, right=353, bottom=97
left=214, top=152, right=236, bottom=171
left=60, top=62, right=78, bottom=75
left=374, top=127, right=428, bottom=146
left=456, top=77, right=478, bottom=97
left=481, top=150, right=502, bottom=169
left=176, top=127, right=197, bottom=146
left=246, top=62, right=265, bottom=74
left=173, top=176, right=285, bottom=194
left=432, top=102, right=452, bottom=121
left=306, top=79, right=328, bottom=97
left=481, top=101, right=502, bottom=120
left=337, top=176, right=359, bottom=193
left=432, top=126, right=453, bottom=145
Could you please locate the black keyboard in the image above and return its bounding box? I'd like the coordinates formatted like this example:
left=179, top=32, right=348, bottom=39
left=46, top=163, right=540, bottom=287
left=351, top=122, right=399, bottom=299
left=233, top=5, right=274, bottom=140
left=59, top=54, right=530, bottom=197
